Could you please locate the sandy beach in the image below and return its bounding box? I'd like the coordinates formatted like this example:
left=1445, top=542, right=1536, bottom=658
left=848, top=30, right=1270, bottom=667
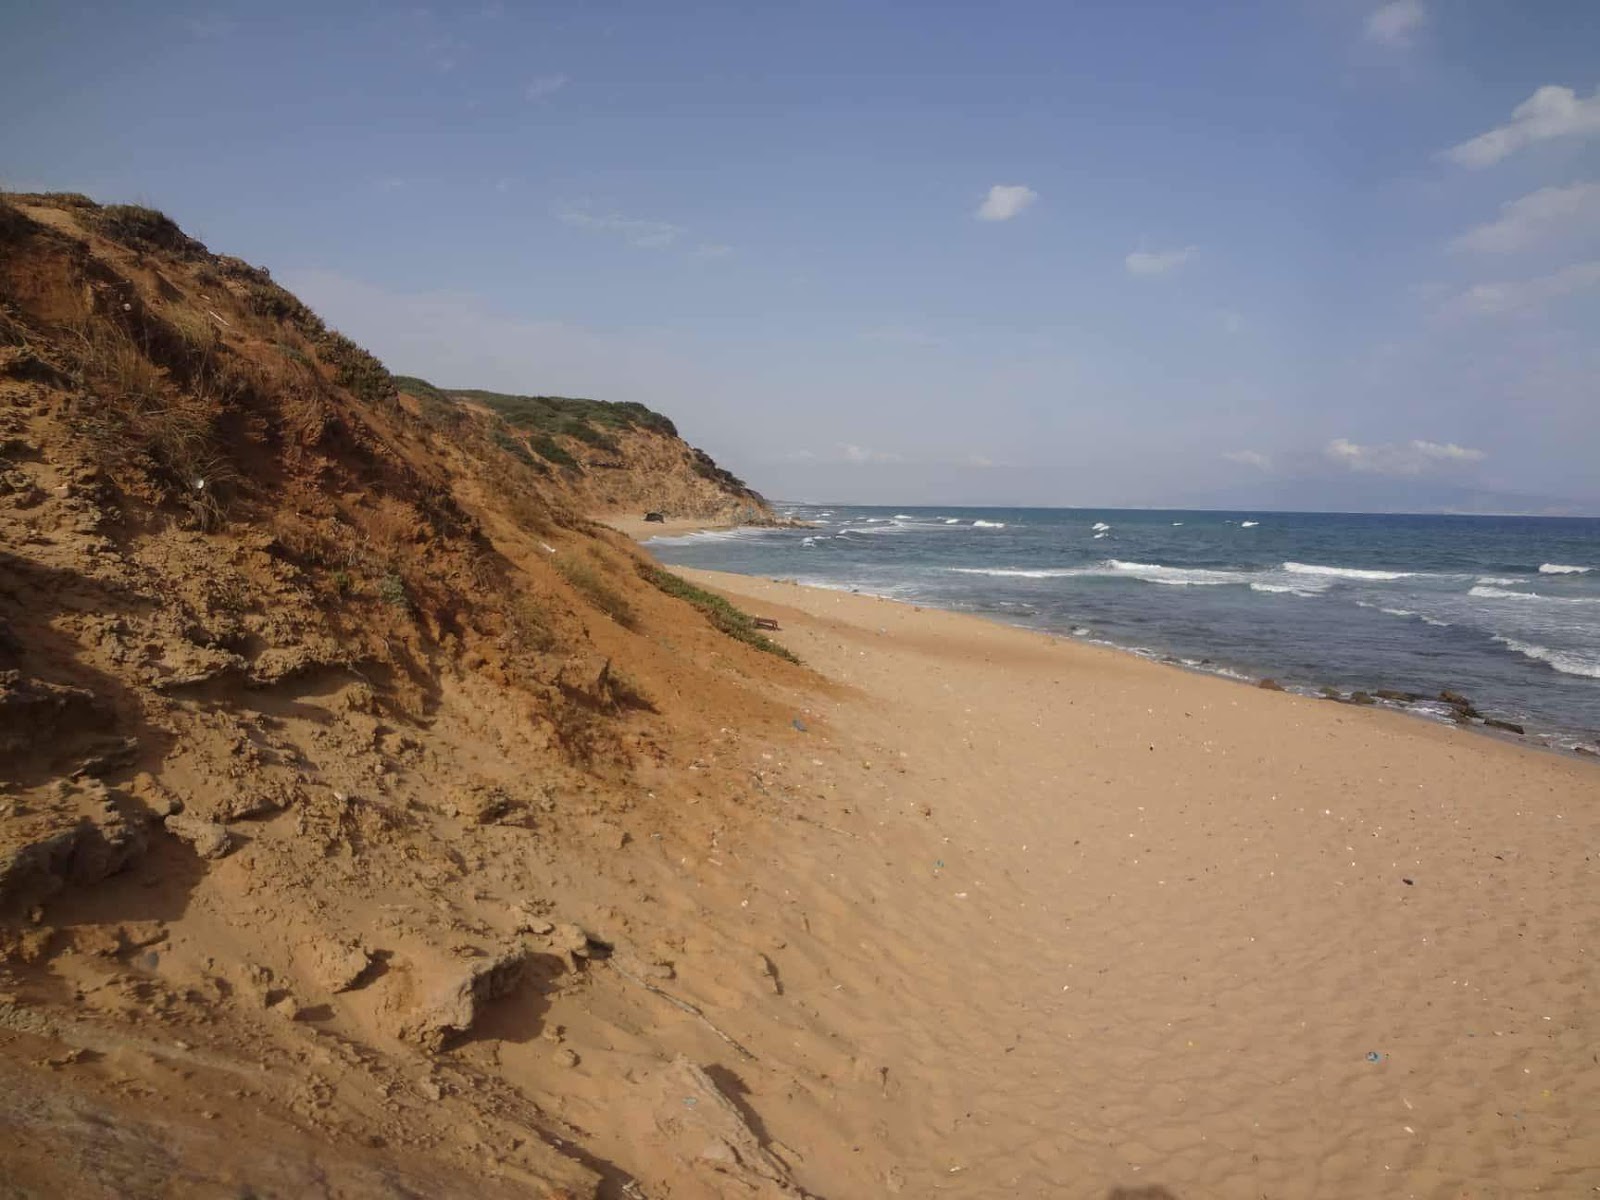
left=628, top=565, right=1600, bottom=1197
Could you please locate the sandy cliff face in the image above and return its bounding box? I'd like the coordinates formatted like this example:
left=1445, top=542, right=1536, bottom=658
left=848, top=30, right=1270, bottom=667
left=391, top=377, right=777, bottom=526
left=0, top=193, right=812, bottom=1197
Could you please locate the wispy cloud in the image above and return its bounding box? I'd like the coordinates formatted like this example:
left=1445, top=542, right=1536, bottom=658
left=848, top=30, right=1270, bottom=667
left=1220, top=309, right=1246, bottom=334
left=975, top=184, right=1038, bottom=222
left=559, top=209, right=684, bottom=249
left=1365, top=0, right=1425, bottom=47
left=1449, top=182, right=1600, bottom=254
left=1125, top=246, right=1198, bottom=276
left=690, top=243, right=734, bottom=259
left=1223, top=449, right=1272, bottom=470
left=1441, top=260, right=1600, bottom=317
left=840, top=443, right=903, bottom=464
left=1325, top=438, right=1485, bottom=476
left=525, top=74, right=568, bottom=100
left=1442, top=85, right=1600, bottom=169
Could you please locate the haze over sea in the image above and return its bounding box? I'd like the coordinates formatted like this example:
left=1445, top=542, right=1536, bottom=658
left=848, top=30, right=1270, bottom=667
left=648, top=506, right=1600, bottom=753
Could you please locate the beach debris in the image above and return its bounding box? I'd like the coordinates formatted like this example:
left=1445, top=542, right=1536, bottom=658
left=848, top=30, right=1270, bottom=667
left=1257, top=678, right=1285, bottom=691
left=1367, top=1051, right=1383, bottom=1063
left=791, top=718, right=808, bottom=733
left=753, top=617, right=780, bottom=631
left=554, top=1047, right=580, bottom=1068
left=1401, top=878, right=1415, bottom=886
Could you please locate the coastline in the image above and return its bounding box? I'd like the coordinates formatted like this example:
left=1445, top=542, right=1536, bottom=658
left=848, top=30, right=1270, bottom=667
left=636, top=563, right=1600, bottom=1196
left=631, top=521, right=1599, bottom=757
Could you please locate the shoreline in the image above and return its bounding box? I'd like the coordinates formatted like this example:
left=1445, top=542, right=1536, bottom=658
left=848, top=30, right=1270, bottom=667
left=630, top=533, right=1600, bottom=759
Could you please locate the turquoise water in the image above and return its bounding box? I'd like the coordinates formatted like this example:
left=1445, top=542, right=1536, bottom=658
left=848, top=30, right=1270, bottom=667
left=645, top=506, right=1600, bottom=753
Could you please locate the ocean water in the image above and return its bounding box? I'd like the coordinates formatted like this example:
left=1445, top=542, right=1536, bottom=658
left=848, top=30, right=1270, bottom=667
left=644, top=506, right=1600, bottom=754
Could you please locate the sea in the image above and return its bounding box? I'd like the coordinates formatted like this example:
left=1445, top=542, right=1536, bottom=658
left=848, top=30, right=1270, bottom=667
left=643, top=506, right=1600, bottom=755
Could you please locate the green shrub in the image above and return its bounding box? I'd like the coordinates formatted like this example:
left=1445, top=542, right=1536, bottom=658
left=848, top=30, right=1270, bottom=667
left=640, top=566, right=798, bottom=662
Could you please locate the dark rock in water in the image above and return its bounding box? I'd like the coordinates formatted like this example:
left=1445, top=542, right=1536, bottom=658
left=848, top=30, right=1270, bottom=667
left=1439, top=690, right=1473, bottom=709
left=1484, top=718, right=1524, bottom=735
left=1319, top=686, right=1343, bottom=700
left=1257, top=678, right=1285, bottom=692
left=1348, top=691, right=1377, bottom=706
left=1574, top=745, right=1598, bottom=757
left=1375, top=689, right=1422, bottom=703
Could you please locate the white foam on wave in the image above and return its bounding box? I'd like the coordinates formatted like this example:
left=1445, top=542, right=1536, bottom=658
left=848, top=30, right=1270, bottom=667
left=1476, top=576, right=1519, bottom=586
left=894, top=514, right=913, bottom=519
left=972, top=519, right=1007, bottom=528
left=1250, top=582, right=1322, bottom=597
left=1240, top=520, right=1260, bottom=528
left=950, top=567, right=1085, bottom=579
left=1171, top=522, right=1184, bottom=526
left=1493, top=637, right=1600, bottom=678
left=1091, top=522, right=1111, bottom=532
left=1355, top=601, right=1453, bottom=628
left=1470, top=585, right=1599, bottom=604
left=643, top=527, right=773, bottom=547
left=944, top=518, right=961, bottom=524
left=1106, top=560, right=1240, bottom=586
left=1283, top=561, right=1412, bottom=581
left=1539, top=563, right=1591, bottom=574
left=1093, top=531, right=1108, bottom=539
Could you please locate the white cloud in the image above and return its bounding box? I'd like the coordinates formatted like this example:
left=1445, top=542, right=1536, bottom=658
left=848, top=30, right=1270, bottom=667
left=1443, top=85, right=1600, bottom=169
left=975, top=184, right=1038, bottom=222
left=1325, top=438, right=1486, bottom=476
left=839, top=443, right=903, bottom=464
left=1365, top=0, right=1425, bottom=47
left=559, top=209, right=684, bottom=249
left=525, top=74, right=568, bottom=100
left=1449, top=182, right=1600, bottom=254
left=1223, top=449, right=1272, bottom=470
left=1125, top=246, right=1198, bottom=276
left=1442, top=260, right=1600, bottom=317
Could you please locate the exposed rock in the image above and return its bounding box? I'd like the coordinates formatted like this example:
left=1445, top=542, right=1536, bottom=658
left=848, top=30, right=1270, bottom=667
left=1374, top=689, right=1422, bottom=703
left=1348, top=691, right=1377, bottom=706
left=554, top=1047, right=579, bottom=1068
left=164, top=813, right=232, bottom=860
left=642, top=1056, right=801, bottom=1197
left=306, top=939, right=374, bottom=993
left=399, top=945, right=535, bottom=1052
left=1484, top=718, right=1525, bottom=735
left=1256, top=678, right=1285, bottom=692
left=0, top=779, right=145, bottom=909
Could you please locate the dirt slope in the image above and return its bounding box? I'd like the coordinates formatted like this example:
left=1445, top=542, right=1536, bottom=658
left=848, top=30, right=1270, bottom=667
left=0, top=192, right=818, bottom=1198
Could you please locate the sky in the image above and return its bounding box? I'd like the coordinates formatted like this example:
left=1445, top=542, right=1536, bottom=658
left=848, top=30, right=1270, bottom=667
left=3, top=0, right=1598, bottom=512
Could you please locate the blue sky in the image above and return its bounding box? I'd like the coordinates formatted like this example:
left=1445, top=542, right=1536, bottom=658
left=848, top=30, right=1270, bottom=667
left=4, top=1, right=1598, bottom=511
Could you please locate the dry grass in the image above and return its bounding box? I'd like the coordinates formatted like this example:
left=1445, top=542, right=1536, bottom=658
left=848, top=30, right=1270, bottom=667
left=555, top=553, right=637, bottom=629
left=68, top=321, right=239, bottom=528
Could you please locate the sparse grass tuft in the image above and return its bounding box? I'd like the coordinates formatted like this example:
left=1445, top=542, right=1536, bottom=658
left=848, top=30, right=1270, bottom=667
left=378, top=571, right=410, bottom=612
left=640, top=565, right=799, bottom=662
left=556, top=555, right=636, bottom=629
